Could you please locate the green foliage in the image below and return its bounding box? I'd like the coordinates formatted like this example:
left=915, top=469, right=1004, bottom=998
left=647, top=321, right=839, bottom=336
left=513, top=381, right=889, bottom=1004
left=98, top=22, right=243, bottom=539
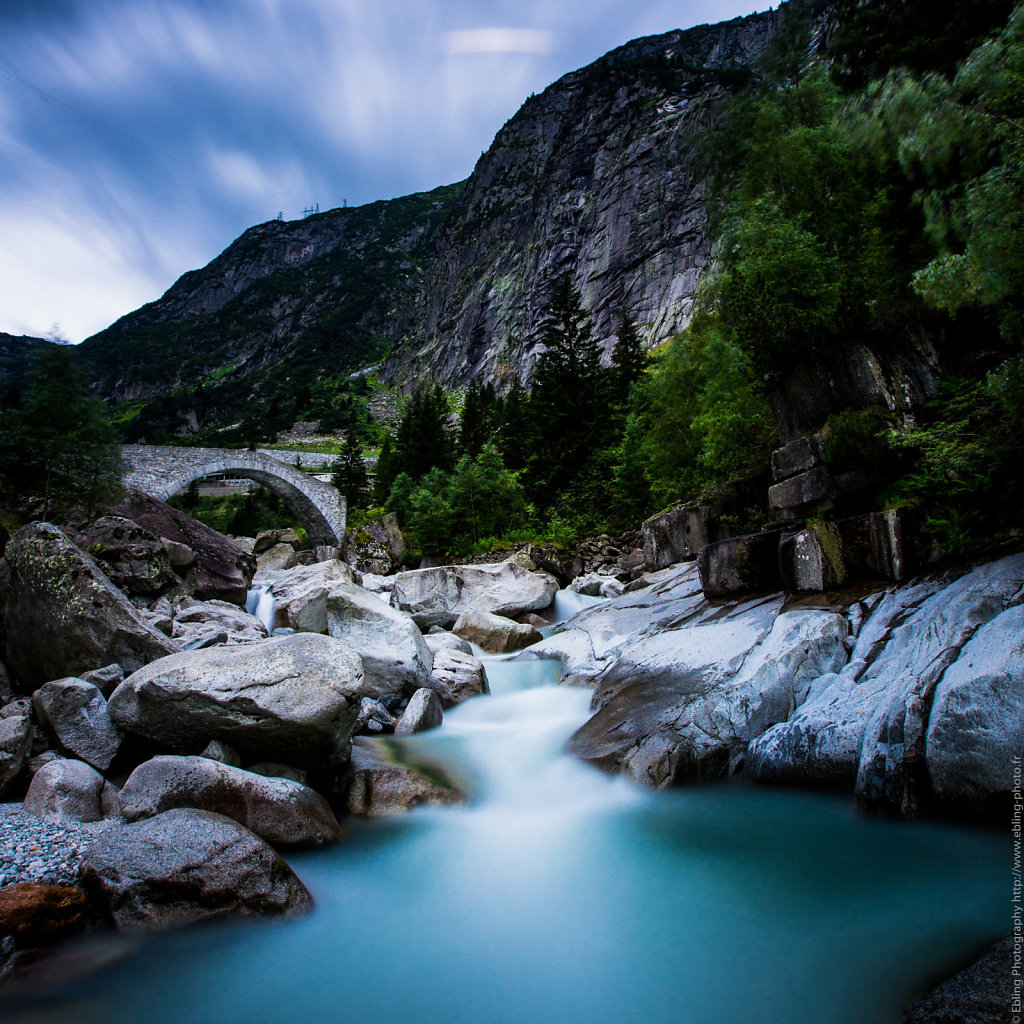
left=828, top=0, right=1015, bottom=91
left=393, top=445, right=532, bottom=556
left=331, top=431, right=370, bottom=511
left=610, top=312, right=646, bottom=407
left=848, top=6, right=1024, bottom=338
left=524, top=276, right=613, bottom=508
left=0, top=346, right=122, bottom=523
left=457, top=379, right=497, bottom=458
left=169, top=486, right=300, bottom=536
left=615, top=319, right=777, bottom=514
left=392, top=384, right=454, bottom=481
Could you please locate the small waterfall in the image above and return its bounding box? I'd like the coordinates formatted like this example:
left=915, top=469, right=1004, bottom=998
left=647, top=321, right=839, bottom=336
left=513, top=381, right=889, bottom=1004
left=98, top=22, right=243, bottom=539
left=549, top=587, right=606, bottom=625
left=246, top=582, right=276, bottom=633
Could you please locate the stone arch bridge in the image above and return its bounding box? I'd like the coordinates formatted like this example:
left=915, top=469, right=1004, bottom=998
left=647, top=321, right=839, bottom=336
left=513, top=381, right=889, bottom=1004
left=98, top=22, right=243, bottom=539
left=120, top=445, right=346, bottom=546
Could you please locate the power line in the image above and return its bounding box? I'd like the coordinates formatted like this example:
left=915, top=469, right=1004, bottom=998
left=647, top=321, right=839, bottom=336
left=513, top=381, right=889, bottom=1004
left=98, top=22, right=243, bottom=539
left=0, top=62, right=320, bottom=202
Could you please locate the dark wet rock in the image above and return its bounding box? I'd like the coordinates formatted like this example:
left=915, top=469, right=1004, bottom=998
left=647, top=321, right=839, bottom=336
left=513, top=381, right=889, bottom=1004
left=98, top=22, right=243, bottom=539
left=79, top=664, right=124, bottom=698
left=0, top=883, right=87, bottom=949
left=78, top=516, right=180, bottom=597
left=3, top=523, right=179, bottom=687
left=79, top=808, right=312, bottom=929
left=345, top=737, right=463, bottom=817
left=111, top=489, right=255, bottom=605
left=32, top=677, right=121, bottom=772
left=0, top=714, right=32, bottom=799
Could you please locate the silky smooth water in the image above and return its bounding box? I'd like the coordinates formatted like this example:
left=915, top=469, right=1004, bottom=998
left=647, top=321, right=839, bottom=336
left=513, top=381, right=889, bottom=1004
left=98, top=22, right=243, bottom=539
left=2, top=657, right=1007, bottom=1024
left=244, top=583, right=276, bottom=633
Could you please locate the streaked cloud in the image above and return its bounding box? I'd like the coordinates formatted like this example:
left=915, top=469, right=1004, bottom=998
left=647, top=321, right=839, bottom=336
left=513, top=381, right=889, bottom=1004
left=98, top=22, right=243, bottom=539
left=445, top=28, right=554, bottom=55
left=0, top=0, right=764, bottom=343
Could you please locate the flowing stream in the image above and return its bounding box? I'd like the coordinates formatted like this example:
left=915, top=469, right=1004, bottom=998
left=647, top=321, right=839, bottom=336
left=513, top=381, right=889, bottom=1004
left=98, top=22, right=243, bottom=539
left=245, top=583, right=276, bottom=633
left=1, top=631, right=1007, bottom=1024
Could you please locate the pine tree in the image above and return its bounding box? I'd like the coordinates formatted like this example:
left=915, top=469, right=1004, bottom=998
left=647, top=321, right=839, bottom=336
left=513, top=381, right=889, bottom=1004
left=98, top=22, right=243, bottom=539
left=0, top=345, right=122, bottom=522
left=331, top=430, right=370, bottom=511
left=393, top=384, right=453, bottom=480
left=526, top=276, right=610, bottom=508
left=373, top=433, right=396, bottom=505
left=495, top=377, right=530, bottom=471
left=457, top=379, right=496, bottom=457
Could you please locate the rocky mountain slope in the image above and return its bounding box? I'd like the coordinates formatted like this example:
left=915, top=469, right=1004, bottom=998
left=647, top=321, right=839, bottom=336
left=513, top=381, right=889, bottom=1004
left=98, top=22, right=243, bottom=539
left=75, top=5, right=814, bottom=437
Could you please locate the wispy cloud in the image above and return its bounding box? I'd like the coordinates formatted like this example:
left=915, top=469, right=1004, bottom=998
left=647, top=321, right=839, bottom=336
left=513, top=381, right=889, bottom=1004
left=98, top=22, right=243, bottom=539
left=444, top=28, right=554, bottom=55
left=0, top=0, right=764, bottom=342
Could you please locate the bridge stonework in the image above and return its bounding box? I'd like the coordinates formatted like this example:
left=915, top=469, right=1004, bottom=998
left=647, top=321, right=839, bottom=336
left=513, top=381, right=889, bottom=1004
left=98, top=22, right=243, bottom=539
left=120, top=445, right=346, bottom=546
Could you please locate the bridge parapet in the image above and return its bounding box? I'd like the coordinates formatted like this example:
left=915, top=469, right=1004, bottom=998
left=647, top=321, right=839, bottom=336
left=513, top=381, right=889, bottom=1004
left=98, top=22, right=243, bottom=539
left=120, top=445, right=346, bottom=546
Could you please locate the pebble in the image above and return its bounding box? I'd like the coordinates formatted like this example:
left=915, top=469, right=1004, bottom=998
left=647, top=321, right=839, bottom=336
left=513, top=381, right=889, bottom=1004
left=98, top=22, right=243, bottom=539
left=0, top=802, right=115, bottom=889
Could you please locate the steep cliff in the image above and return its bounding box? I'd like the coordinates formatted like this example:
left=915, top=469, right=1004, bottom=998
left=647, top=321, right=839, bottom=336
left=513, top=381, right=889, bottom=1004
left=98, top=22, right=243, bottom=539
left=387, top=10, right=782, bottom=386
left=78, top=184, right=462, bottom=438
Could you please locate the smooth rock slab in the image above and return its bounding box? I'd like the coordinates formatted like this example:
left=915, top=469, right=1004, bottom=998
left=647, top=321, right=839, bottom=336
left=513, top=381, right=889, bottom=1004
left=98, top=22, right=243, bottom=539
left=108, top=633, right=364, bottom=769
left=264, top=560, right=357, bottom=634
left=79, top=808, right=312, bottom=930
left=32, top=677, right=122, bottom=772
left=118, top=755, right=341, bottom=848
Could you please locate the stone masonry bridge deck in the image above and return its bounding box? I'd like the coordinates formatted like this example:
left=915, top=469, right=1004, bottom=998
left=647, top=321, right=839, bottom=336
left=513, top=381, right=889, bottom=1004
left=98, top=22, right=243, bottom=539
left=120, top=445, right=346, bottom=546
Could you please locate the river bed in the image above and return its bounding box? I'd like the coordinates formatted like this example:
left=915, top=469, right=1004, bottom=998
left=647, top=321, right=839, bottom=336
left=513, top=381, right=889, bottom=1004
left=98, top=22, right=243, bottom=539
left=1, top=655, right=1006, bottom=1024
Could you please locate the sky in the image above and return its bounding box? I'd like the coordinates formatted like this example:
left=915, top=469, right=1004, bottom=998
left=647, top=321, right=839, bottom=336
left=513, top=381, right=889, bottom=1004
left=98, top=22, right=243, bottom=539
left=0, top=0, right=764, bottom=344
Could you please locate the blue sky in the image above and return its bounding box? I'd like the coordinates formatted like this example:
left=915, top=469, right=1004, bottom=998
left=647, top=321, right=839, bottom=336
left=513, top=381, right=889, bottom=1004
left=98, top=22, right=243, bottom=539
left=0, top=0, right=763, bottom=343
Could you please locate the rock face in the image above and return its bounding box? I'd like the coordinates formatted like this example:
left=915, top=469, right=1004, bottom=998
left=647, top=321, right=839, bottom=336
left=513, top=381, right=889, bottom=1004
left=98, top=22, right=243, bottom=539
left=394, top=689, right=443, bottom=736
left=0, top=883, right=87, bottom=948
left=108, top=633, right=364, bottom=769
left=391, top=561, right=558, bottom=630
left=545, top=553, right=1024, bottom=823
left=118, top=755, right=341, bottom=848
left=265, top=560, right=357, bottom=634
left=79, top=808, right=312, bottom=929
left=745, top=555, right=1024, bottom=822
left=3, top=523, right=179, bottom=686
left=345, top=737, right=463, bottom=817
left=453, top=608, right=543, bottom=654
left=325, top=583, right=433, bottom=697
left=32, top=677, right=122, bottom=772
left=111, top=489, right=255, bottom=605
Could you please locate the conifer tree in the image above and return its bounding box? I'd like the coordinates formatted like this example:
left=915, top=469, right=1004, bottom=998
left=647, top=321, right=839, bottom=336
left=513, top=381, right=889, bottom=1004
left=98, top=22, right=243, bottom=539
left=331, top=430, right=370, bottom=511
left=393, top=384, right=453, bottom=481
left=457, top=379, right=496, bottom=457
left=611, top=311, right=647, bottom=404
left=526, top=275, right=610, bottom=508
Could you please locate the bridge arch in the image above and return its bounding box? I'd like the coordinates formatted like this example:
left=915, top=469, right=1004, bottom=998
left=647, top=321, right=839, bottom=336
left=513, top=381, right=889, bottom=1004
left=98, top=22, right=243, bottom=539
left=120, top=445, right=346, bottom=547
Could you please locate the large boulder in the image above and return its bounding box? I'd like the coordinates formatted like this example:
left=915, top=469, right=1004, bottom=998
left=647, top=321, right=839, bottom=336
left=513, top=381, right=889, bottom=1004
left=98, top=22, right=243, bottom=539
left=78, top=516, right=180, bottom=597
left=3, top=523, right=179, bottom=686
left=32, top=677, right=122, bottom=772
left=256, top=544, right=298, bottom=573
left=745, top=554, right=1024, bottom=823
left=925, top=605, right=1024, bottom=819
left=345, top=737, right=463, bottom=817
left=23, top=758, right=119, bottom=823
left=390, top=561, right=558, bottom=630
left=172, top=598, right=269, bottom=644
left=452, top=608, right=542, bottom=654
left=79, top=808, right=312, bottom=929
left=325, top=583, right=433, bottom=697
left=264, top=560, right=357, bottom=634
left=111, top=489, right=255, bottom=605
left=118, top=755, right=341, bottom=848
left=568, top=602, right=848, bottom=786
left=108, top=633, right=364, bottom=769
left=0, top=713, right=32, bottom=798
left=342, top=512, right=406, bottom=575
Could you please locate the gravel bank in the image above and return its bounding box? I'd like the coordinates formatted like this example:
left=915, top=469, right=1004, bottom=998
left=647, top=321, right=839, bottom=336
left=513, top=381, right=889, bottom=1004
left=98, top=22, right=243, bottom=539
left=0, top=803, right=116, bottom=889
